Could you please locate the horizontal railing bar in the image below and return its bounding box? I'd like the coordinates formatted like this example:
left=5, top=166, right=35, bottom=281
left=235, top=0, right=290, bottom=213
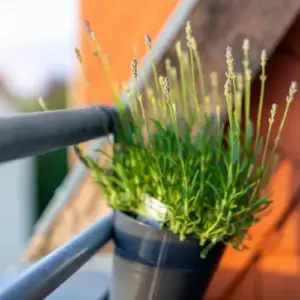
left=0, top=105, right=120, bottom=163
left=0, top=213, right=114, bottom=300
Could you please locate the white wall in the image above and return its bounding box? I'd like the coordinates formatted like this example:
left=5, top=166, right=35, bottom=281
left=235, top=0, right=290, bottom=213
left=0, top=101, right=35, bottom=272
left=0, top=0, right=78, bottom=99
left=0, top=158, right=35, bottom=271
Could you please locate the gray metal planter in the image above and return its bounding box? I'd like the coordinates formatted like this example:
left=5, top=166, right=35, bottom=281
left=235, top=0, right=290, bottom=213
left=111, top=211, right=225, bottom=300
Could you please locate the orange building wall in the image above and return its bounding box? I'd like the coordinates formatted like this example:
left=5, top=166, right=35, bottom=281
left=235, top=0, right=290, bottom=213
left=77, top=0, right=178, bottom=107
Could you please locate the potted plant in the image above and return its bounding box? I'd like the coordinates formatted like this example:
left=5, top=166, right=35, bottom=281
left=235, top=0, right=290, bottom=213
left=76, top=21, right=297, bottom=300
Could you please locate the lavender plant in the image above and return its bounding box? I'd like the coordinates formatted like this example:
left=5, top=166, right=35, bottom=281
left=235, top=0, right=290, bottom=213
left=78, top=21, right=297, bottom=257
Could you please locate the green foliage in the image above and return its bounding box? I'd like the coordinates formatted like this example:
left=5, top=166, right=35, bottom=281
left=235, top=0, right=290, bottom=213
left=78, top=21, right=297, bottom=257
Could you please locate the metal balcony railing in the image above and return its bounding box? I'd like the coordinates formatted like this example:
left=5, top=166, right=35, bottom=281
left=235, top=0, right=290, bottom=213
left=0, top=106, right=120, bottom=299
left=0, top=105, right=119, bottom=163
left=0, top=214, right=113, bottom=300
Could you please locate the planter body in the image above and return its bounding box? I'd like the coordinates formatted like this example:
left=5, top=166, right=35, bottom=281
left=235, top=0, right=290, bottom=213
left=111, top=212, right=225, bottom=300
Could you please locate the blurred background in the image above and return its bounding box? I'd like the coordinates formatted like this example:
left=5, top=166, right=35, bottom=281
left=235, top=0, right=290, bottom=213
left=0, top=0, right=300, bottom=298
left=0, top=0, right=78, bottom=271
left=0, top=0, right=178, bottom=273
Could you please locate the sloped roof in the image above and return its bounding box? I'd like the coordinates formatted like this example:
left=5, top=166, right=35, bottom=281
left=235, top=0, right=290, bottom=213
left=23, top=0, right=300, bottom=262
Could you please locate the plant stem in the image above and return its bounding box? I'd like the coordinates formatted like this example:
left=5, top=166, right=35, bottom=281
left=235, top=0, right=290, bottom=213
left=269, top=101, right=292, bottom=166
left=189, top=48, right=200, bottom=116
left=151, top=59, right=160, bottom=96
left=225, top=80, right=233, bottom=128
left=216, top=105, right=221, bottom=129
left=193, top=47, right=206, bottom=102
left=210, top=72, right=219, bottom=113
left=244, top=70, right=251, bottom=127
left=75, top=48, right=98, bottom=101
left=234, top=91, right=242, bottom=124
left=262, top=120, right=273, bottom=167
left=243, top=40, right=252, bottom=143
left=178, top=55, right=188, bottom=118
left=255, top=70, right=267, bottom=149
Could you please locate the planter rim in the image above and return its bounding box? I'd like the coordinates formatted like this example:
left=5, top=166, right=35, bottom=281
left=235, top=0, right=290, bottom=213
left=114, top=210, right=203, bottom=245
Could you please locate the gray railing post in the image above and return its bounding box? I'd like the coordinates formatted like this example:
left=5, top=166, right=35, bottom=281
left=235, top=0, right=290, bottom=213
left=0, top=105, right=120, bottom=163
left=0, top=213, right=114, bottom=300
